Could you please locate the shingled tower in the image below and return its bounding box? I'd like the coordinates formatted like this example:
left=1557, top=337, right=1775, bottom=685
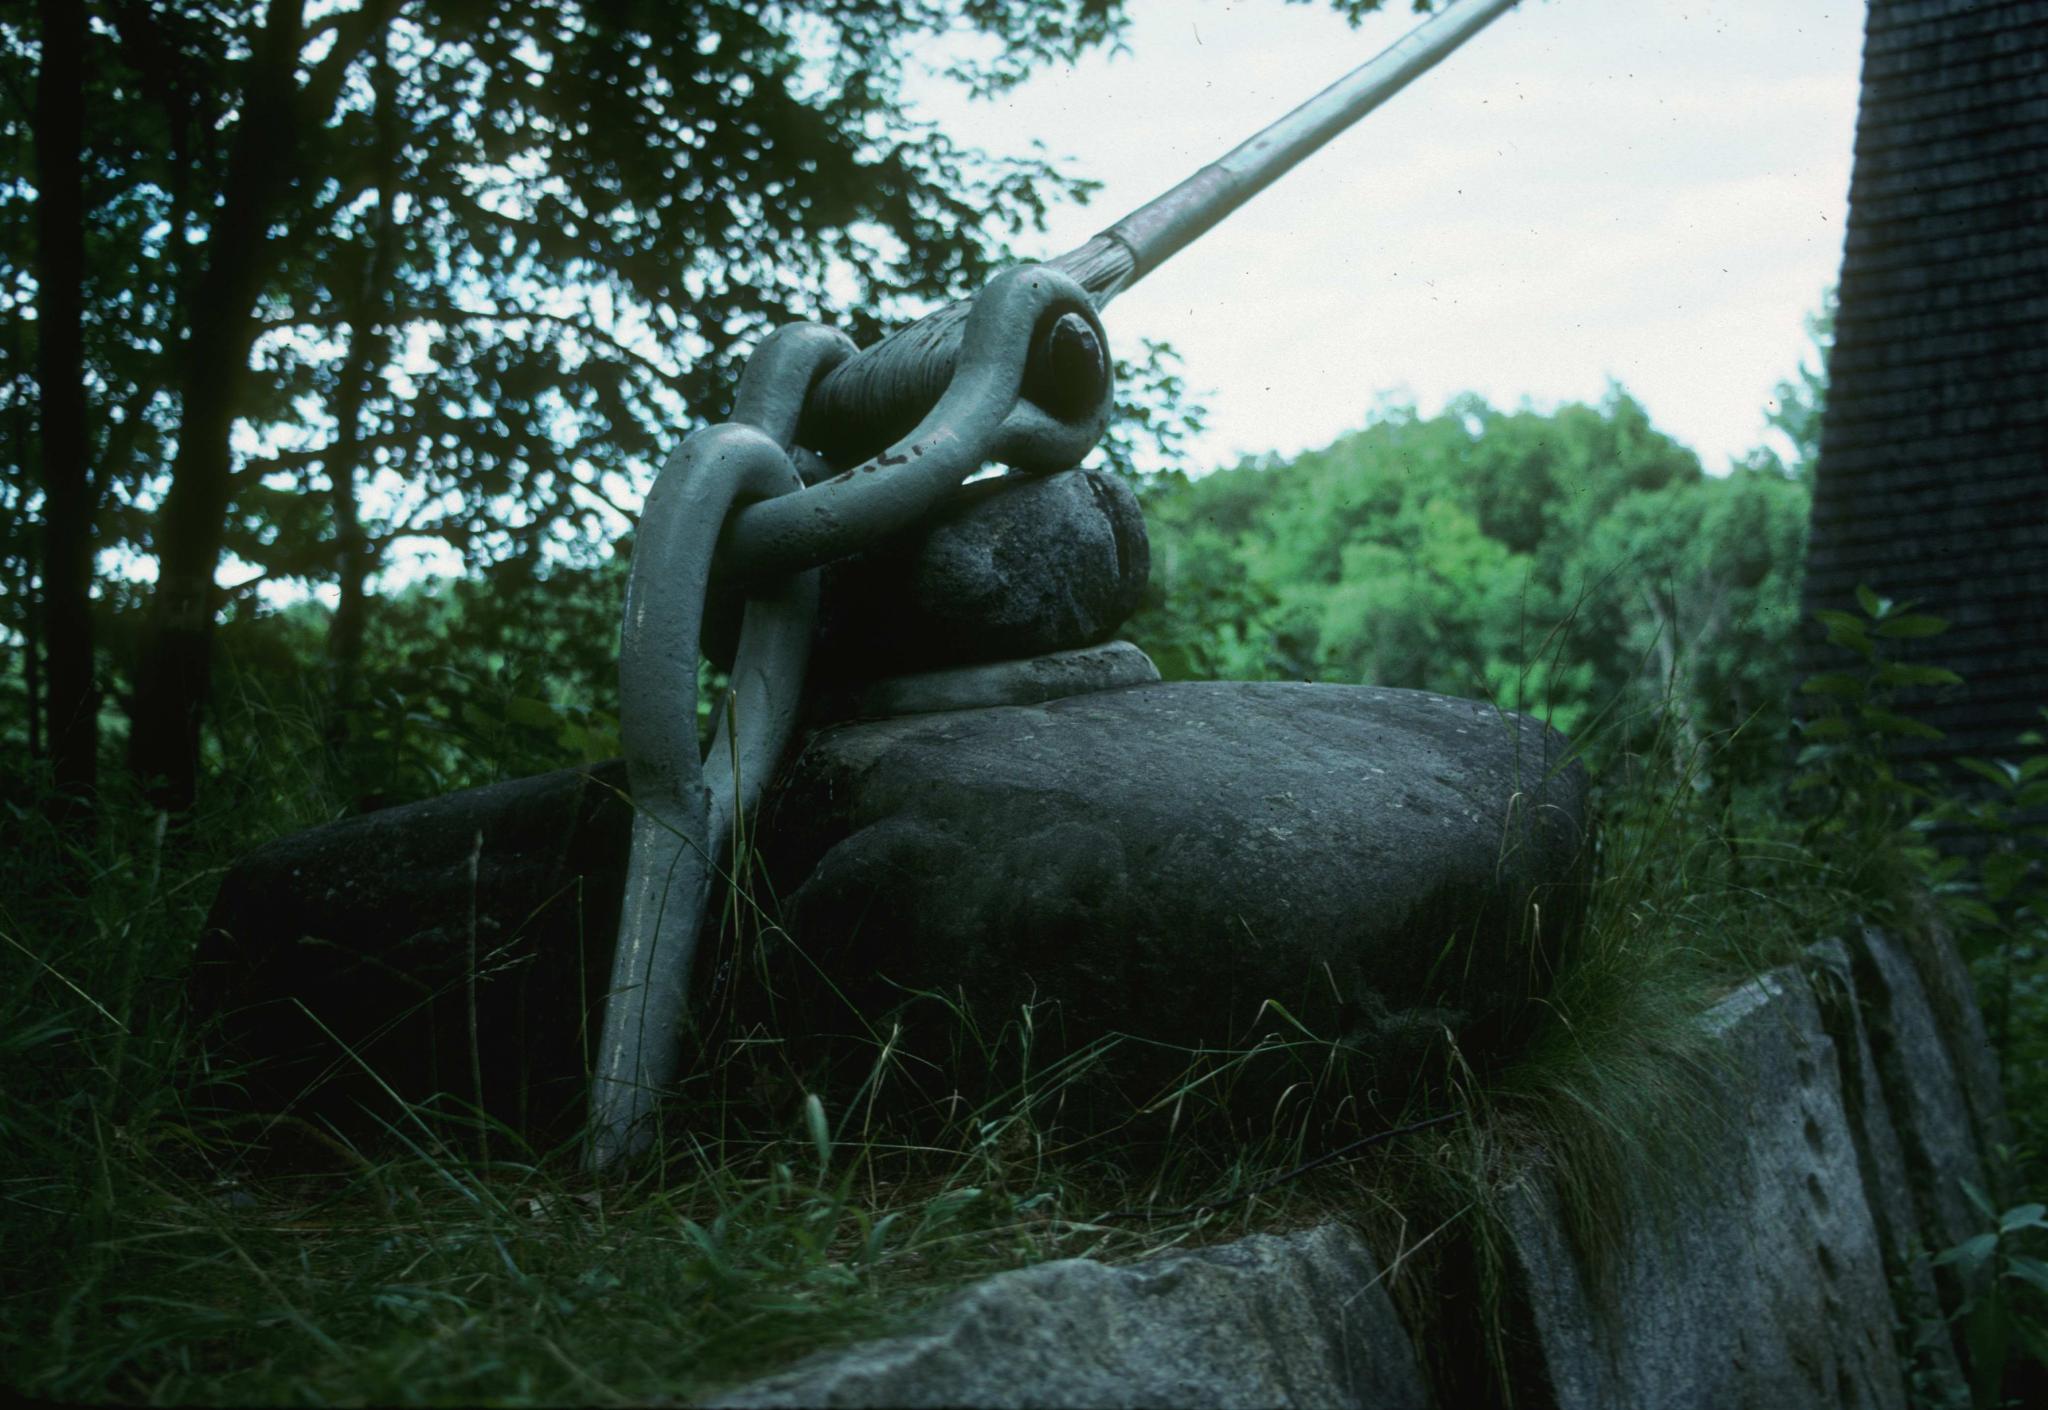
left=1803, top=0, right=2048, bottom=769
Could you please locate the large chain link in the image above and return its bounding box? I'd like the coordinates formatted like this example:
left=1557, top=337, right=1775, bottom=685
left=588, top=266, right=1111, bottom=1167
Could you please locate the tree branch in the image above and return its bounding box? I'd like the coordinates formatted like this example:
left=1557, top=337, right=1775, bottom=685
left=259, top=304, right=690, bottom=392
left=298, top=0, right=398, bottom=131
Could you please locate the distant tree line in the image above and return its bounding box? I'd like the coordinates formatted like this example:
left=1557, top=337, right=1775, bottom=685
left=1126, top=306, right=1830, bottom=792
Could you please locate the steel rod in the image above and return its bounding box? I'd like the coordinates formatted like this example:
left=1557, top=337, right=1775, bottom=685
left=796, top=0, right=1523, bottom=465
left=1082, top=0, right=1523, bottom=307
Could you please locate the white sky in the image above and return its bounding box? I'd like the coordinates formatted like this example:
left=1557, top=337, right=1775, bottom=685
left=903, top=0, right=1864, bottom=472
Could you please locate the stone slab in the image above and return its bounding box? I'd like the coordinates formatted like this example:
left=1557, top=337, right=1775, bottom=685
left=704, top=1224, right=1427, bottom=1410
left=1503, top=972, right=1907, bottom=1410
left=192, top=761, right=631, bottom=1143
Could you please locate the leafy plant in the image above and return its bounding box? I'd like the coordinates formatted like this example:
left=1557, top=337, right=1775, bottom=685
left=1933, top=1182, right=2048, bottom=1407
left=1942, top=716, right=2048, bottom=1179
left=1790, top=586, right=1961, bottom=908
left=1790, top=595, right=2048, bottom=1405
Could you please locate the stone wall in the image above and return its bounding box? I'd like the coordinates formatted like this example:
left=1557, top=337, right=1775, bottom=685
left=708, top=926, right=2006, bottom=1409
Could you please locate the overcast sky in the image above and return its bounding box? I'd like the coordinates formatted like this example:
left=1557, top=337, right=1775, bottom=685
left=903, top=0, right=1865, bottom=473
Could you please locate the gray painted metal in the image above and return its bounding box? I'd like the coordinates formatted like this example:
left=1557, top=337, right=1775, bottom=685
left=1084, top=0, right=1523, bottom=305
left=592, top=0, right=1524, bottom=1167
left=796, top=0, right=1522, bottom=465
left=591, top=327, right=849, bottom=1168
left=592, top=271, right=1113, bottom=1168
left=723, top=267, right=1110, bottom=582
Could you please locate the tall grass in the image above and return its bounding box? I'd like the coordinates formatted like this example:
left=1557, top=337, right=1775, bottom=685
left=1, top=635, right=2003, bottom=1405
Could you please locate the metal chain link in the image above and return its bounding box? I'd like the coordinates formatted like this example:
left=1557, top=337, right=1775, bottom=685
left=588, top=266, right=1112, bottom=1168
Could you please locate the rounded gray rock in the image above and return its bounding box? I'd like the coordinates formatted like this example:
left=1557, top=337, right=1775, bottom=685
left=756, top=681, right=1590, bottom=1127
left=810, top=465, right=1150, bottom=677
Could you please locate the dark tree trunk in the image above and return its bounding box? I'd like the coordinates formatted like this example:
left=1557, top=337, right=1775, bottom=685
left=127, top=0, right=305, bottom=813
left=324, top=26, right=399, bottom=741
left=11, top=318, right=43, bottom=767
left=35, top=0, right=95, bottom=832
left=24, top=578, right=42, bottom=766
left=324, top=294, right=377, bottom=734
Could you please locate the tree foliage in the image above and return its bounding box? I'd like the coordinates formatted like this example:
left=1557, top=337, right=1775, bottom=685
left=2, top=0, right=1768, bottom=824
left=3, top=0, right=1160, bottom=814
left=1125, top=385, right=1814, bottom=785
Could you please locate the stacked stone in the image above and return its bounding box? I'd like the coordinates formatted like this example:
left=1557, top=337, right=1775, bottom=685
left=196, top=460, right=1591, bottom=1151
left=707, top=463, right=1162, bottom=718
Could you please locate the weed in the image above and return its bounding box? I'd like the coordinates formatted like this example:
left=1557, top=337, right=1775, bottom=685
left=7, top=595, right=2040, bottom=1405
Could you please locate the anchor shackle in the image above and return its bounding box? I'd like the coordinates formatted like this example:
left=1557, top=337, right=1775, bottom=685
left=790, top=264, right=1113, bottom=482
left=716, top=264, right=1113, bottom=586
left=590, top=265, right=1113, bottom=1169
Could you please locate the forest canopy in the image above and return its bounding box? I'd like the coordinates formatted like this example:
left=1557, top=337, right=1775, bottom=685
left=1128, top=386, right=1815, bottom=786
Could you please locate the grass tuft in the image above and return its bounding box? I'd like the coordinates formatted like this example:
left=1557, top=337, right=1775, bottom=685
left=2, top=652, right=2006, bottom=1405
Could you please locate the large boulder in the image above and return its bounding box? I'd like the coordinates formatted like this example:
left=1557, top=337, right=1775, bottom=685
left=754, top=681, right=1589, bottom=1126
left=193, top=680, right=1587, bottom=1146
left=192, top=761, right=631, bottom=1146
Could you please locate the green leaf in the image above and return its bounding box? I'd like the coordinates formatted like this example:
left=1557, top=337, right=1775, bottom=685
left=1799, top=672, right=1865, bottom=699
left=1859, top=707, right=1945, bottom=741
left=1959, top=757, right=2020, bottom=789
left=1877, top=662, right=1963, bottom=688
left=1874, top=613, right=1949, bottom=639
left=1965, top=1296, right=2010, bottom=1410
left=2018, top=755, right=2048, bottom=782
left=1854, top=585, right=1888, bottom=619
left=860, top=1211, right=902, bottom=1267
left=679, top=1219, right=739, bottom=1287
left=804, top=1092, right=831, bottom=1174
left=1800, top=717, right=1852, bottom=742
left=1999, top=1202, right=2046, bottom=1234
left=925, top=1187, right=983, bottom=1223
left=1963, top=1181, right=1999, bottom=1222
left=505, top=696, right=560, bottom=729
left=1934, top=1232, right=1999, bottom=1275
left=1813, top=610, right=1865, bottom=634
left=1825, top=621, right=1876, bottom=659
left=1984, top=852, right=2030, bottom=904
left=1947, top=899, right=2001, bottom=928
left=2008, top=1256, right=2048, bottom=1297
left=2017, top=1314, right=2048, bottom=1371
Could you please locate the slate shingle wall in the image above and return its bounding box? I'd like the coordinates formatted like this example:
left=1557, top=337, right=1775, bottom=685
left=1804, top=0, right=2048, bottom=769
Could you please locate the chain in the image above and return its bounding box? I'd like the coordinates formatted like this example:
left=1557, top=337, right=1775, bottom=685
left=588, top=266, right=1112, bottom=1168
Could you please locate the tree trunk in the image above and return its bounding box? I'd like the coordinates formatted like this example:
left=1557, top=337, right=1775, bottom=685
left=23, top=576, right=42, bottom=766
left=324, top=24, right=399, bottom=744
left=35, top=0, right=95, bottom=833
left=127, top=0, right=305, bottom=813
left=11, top=317, right=44, bottom=767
